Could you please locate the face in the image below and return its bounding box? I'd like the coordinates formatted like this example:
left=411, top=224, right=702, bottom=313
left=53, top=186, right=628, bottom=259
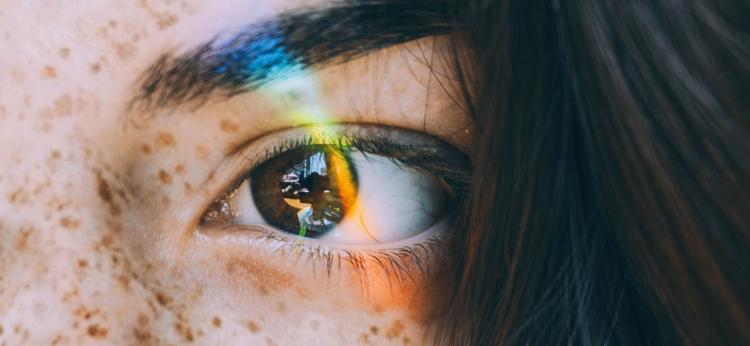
left=0, top=1, right=472, bottom=344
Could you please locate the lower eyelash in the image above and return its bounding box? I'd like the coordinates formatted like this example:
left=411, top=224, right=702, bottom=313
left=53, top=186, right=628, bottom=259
left=338, top=238, right=446, bottom=298
left=211, top=224, right=448, bottom=295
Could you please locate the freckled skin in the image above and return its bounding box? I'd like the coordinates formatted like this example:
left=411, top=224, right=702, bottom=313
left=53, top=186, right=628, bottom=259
left=0, top=0, right=473, bottom=345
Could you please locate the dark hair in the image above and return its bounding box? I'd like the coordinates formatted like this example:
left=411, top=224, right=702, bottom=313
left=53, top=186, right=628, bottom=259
left=437, top=0, right=750, bottom=344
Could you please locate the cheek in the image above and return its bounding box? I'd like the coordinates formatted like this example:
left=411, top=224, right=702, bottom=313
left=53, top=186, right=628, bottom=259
left=154, top=240, right=435, bottom=345
left=0, top=148, right=200, bottom=344
left=0, top=162, right=138, bottom=343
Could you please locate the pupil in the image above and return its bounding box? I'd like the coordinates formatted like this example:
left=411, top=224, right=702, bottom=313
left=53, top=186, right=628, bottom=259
left=252, top=147, right=358, bottom=238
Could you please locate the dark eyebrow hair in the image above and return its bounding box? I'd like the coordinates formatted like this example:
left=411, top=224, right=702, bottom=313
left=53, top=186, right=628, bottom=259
left=129, top=1, right=455, bottom=112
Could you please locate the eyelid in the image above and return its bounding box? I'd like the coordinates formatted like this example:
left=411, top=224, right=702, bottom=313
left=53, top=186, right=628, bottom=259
left=216, top=124, right=472, bottom=206
left=197, top=212, right=452, bottom=286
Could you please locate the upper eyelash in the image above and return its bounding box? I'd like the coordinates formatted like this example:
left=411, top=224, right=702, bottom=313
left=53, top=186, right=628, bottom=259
left=226, top=132, right=471, bottom=200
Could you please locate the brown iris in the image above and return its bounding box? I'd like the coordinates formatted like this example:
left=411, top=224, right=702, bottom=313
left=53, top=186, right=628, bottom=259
left=251, top=145, right=358, bottom=238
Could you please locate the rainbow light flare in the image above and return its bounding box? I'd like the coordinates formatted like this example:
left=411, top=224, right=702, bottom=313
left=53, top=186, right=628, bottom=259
left=248, top=44, right=365, bottom=242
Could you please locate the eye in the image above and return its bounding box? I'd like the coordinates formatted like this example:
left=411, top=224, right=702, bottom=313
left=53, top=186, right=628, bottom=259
left=200, top=127, right=469, bottom=246
left=249, top=146, right=360, bottom=240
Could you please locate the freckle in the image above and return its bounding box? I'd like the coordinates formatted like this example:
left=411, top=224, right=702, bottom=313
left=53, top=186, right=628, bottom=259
left=89, top=63, right=101, bottom=74
left=158, top=170, right=172, bottom=184
left=184, top=182, right=193, bottom=193
left=108, top=20, right=118, bottom=28
left=117, top=274, right=130, bottom=289
left=212, top=317, right=222, bottom=328
left=174, top=322, right=194, bottom=342
left=309, top=320, right=319, bottom=331
left=370, top=326, right=379, bottom=335
left=276, top=302, right=287, bottom=313
left=246, top=321, right=261, bottom=333
left=9, top=188, right=29, bottom=204
left=156, top=132, right=176, bottom=148
left=402, top=336, right=411, bottom=345
left=14, top=227, right=33, bottom=251
left=77, top=259, right=88, bottom=268
left=115, top=42, right=136, bottom=60
left=60, top=217, right=80, bottom=229
left=220, top=119, right=239, bottom=133
left=296, top=287, right=310, bottom=298
left=101, top=234, right=114, bottom=248
left=359, top=334, right=370, bottom=344
left=54, top=94, right=73, bottom=116
left=155, top=292, right=171, bottom=306
left=196, top=145, right=209, bottom=161
left=385, top=320, right=404, bottom=340
left=59, top=47, right=70, bottom=59
left=134, top=328, right=151, bottom=342
left=42, top=65, right=57, bottom=79
left=137, top=313, right=149, bottom=326
left=175, top=163, right=185, bottom=174
left=157, top=13, right=178, bottom=29
left=96, top=172, right=122, bottom=215
left=141, top=144, right=152, bottom=155
left=87, top=324, right=108, bottom=338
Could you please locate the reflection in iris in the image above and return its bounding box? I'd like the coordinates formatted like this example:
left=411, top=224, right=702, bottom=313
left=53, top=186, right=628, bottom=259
left=252, top=147, right=358, bottom=238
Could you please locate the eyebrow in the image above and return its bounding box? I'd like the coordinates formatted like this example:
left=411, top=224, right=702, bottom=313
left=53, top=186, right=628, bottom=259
left=129, top=1, right=455, bottom=112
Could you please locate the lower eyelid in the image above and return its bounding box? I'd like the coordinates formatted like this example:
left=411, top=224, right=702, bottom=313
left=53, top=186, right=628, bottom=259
left=197, top=220, right=449, bottom=255
left=196, top=220, right=450, bottom=287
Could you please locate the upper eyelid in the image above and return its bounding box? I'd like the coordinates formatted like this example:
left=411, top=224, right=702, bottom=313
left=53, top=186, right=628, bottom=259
left=194, top=124, right=470, bottom=225
left=222, top=126, right=469, bottom=199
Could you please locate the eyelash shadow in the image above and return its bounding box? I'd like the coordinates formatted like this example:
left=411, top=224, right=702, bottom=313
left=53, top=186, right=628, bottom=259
left=242, top=225, right=450, bottom=298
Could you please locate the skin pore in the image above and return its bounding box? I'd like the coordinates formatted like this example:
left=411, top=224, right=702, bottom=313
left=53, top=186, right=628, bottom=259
left=0, top=0, right=472, bottom=345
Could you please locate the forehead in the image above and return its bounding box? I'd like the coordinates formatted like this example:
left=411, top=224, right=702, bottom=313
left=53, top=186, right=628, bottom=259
left=0, top=0, right=326, bottom=116
left=0, top=0, right=468, bottom=145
